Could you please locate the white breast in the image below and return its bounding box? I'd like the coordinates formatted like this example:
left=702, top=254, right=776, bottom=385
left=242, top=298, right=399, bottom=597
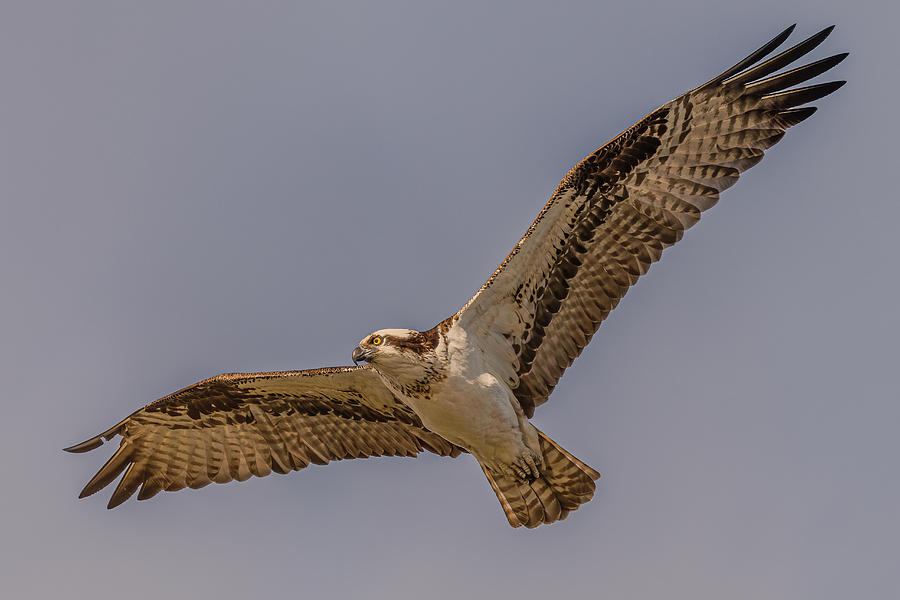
left=385, top=321, right=526, bottom=461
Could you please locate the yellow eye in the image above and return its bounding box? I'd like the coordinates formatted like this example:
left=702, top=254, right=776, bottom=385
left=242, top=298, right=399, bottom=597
left=371, top=336, right=382, bottom=346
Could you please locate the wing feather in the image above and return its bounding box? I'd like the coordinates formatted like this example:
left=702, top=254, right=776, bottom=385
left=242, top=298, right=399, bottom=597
left=456, top=26, right=846, bottom=416
left=66, top=365, right=461, bottom=507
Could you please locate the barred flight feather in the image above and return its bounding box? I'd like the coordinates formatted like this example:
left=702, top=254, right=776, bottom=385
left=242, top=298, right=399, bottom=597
left=456, top=25, right=846, bottom=417
left=66, top=366, right=461, bottom=509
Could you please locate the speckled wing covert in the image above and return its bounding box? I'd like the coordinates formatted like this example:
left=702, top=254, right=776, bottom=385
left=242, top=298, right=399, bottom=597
left=65, top=366, right=460, bottom=508
left=456, top=25, right=846, bottom=417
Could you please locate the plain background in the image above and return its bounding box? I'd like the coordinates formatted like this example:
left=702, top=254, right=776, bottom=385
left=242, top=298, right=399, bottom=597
left=1, top=1, right=897, bottom=598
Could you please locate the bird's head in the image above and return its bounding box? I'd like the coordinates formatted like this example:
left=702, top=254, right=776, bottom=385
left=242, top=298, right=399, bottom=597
left=352, top=328, right=439, bottom=377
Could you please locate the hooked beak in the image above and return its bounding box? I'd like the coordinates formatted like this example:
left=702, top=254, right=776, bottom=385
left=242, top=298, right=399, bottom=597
left=352, top=346, right=375, bottom=365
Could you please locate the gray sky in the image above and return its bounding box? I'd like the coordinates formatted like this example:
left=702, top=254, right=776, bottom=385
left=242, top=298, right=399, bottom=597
left=1, top=1, right=897, bottom=598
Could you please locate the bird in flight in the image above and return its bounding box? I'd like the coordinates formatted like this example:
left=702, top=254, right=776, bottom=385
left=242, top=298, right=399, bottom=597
left=67, top=25, right=846, bottom=528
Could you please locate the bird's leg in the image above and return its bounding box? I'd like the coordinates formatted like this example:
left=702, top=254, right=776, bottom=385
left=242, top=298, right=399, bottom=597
left=510, top=398, right=543, bottom=479
left=511, top=450, right=541, bottom=482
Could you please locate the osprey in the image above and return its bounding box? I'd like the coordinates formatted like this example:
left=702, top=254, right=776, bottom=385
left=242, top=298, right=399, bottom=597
left=67, top=25, right=846, bottom=528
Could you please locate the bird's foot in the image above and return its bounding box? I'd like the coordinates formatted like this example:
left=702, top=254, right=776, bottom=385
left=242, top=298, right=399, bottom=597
left=510, top=449, right=542, bottom=482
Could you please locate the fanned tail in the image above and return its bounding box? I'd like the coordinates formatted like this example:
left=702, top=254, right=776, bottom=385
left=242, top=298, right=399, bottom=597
left=481, top=429, right=599, bottom=528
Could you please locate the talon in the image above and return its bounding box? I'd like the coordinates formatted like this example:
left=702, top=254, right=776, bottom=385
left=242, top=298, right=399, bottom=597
left=525, top=455, right=536, bottom=473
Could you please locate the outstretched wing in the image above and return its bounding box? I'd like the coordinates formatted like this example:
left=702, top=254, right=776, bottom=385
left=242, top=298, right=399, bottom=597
left=456, top=25, right=846, bottom=417
left=65, top=365, right=460, bottom=508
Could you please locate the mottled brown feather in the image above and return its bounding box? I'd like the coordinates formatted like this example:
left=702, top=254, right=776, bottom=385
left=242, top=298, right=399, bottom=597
left=456, top=26, right=846, bottom=416
left=66, top=366, right=461, bottom=508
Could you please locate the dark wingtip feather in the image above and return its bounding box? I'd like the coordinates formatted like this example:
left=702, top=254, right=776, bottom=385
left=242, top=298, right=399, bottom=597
left=107, top=497, right=126, bottom=510
left=64, top=436, right=105, bottom=453
left=815, top=24, right=836, bottom=40
left=107, top=463, right=140, bottom=509
left=763, top=80, right=847, bottom=108
left=777, top=106, right=818, bottom=127
left=698, top=24, right=796, bottom=90
left=65, top=415, right=131, bottom=453
left=136, top=477, right=165, bottom=501
left=723, top=25, right=838, bottom=87
left=745, top=53, right=849, bottom=95
left=78, top=444, right=134, bottom=498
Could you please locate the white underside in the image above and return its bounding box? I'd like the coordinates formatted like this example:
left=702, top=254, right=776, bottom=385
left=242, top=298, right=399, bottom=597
left=375, top=321, right=540, bottom=476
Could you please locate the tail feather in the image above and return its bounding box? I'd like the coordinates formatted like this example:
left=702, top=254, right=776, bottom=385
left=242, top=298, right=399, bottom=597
left=481, top=429, right=599, bottom=528
left=530, top=477, right=563, bottom=523
left=539, top=431, right=599, bottom=509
